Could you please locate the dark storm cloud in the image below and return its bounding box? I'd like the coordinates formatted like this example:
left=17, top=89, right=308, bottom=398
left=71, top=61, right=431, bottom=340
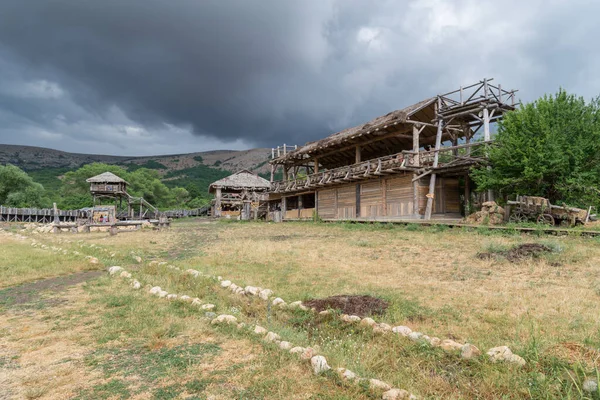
left=1, top=0, right=600, bottom=155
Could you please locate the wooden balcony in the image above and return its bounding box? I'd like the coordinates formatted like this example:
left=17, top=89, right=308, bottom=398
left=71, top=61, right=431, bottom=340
left=270, top=142, right=489, bottom=194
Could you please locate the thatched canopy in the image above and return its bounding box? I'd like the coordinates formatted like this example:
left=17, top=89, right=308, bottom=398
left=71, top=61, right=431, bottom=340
left=209, top=170, right=270, bottom=193
left=274, top=97, right=456, bottom=169
left=86, top=172, right=129, bottom=184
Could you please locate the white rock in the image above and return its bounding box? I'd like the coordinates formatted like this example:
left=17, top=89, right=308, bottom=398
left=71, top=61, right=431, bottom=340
left=336, top=368, right=358, bottom=381
left=234, top=287, right=245, bottom=295
left=460, top=343, right=481, bottom=359
left=254, top=325, right=268, bottom=335
left=131, top=280, right=141, bottom=290
left=310, top=356, right=330, bottom=375
left=149, top=286, right=162, bottom=295
left=440, top=339, right=463, bottom=352
left=583, top=379, right=598, bottom=393
left=229, top=284, right=238, bottom=292
left=133, top=256, right=142, bottom=263
left=244, top=286, right=259, bottom=296
left=191, top=298, right=202, bottom=306
left=186, top=269, right=200, bottom=278
left=288, top=301, right=303, bottom=309
left=318, top=310, right=330, bottom=316
left=272, top=297, right=286, bottom=306
left=428, top=337, right=441, bottom=347
left=211, top=314, right=238, bottom=325
left=158, top=290, right=168, bottom=298
left=408, top=332, right=424, bottom=342
left=179, top=295, right=191, bottom=302
left=392, top=326, right=412, bottom=336
left=360, top=317, right=377, bottom=327
left=89, top=257, right=99, bottom=264
left=149, top=261, right=159, bottom=266
left=220, top=280, right=232, bottom=288
left=108, top=266, right=123, bottom=275
left=217, top=276, right=222, bottom=281
left=382, top=388, right=412, bottom=400
left=279, top=341, right=292, bottom=350
left=289, top=346, right=305, bottom=354
left=369, top=379, right=391, bottom=391
left=341, top=314, right=361, bottom=323
left=119, top=271, right=132, bottom=279
left=300, top=347, right=316, bottom=360
left=166, top=294, right=178, bottom=300
left=201, top=304, right=215, bottom=310
left=264, top=332, right=281, bottom=342
left=158, top=261, right=167, bottom=266
left=486, top=346, right=526, bottom=366
left=258, top=289, right=274, bottom=301
left=373, top=323, right=392, bottom=334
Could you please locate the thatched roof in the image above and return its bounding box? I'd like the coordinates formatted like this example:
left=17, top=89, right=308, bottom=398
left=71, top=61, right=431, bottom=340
left=209, top=170, right=271, bottom=193
left=275, top=97, right=439, bottom=168
left=86, top=172, right=129, bottom=184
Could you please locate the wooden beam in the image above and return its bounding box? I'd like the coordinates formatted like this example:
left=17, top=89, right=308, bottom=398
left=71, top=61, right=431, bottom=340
left=355, top=145, right=361, bottom=163
left=425, top=100, right=444, bottom=220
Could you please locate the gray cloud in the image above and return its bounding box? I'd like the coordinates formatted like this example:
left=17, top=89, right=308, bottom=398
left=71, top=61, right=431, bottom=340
left=0, top=0, right=599, bottom=155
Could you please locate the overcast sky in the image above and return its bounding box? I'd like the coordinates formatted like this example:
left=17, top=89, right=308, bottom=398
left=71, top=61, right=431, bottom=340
left=0, top=0, right=599, bottom=156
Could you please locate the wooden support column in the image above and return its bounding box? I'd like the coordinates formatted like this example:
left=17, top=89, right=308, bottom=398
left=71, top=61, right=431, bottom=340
left=381, top=178, right=387, bottom=217
left=314, top=158, right=319, bottom=173
left=283, top=167, right=288, bottom=182
left=464, top=174, right=470, bottom=216
left=424, top=105, right=444, bottom=220
left=355, top=145, right=361, bottom=164
left=483, top=106, right=494, bottom=201
left=270, top=164, right=274, bottom=183
left=215, top=187, right=222, bottom=217
left=413, top=174, right=420, bottom=217
left=412, top=125, right=420, bottom=167
left=281, top=196, right=287, bottom=220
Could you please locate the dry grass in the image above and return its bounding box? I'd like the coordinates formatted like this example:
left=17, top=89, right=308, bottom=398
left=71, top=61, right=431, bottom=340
left=3, top=219, right=600, bottom=398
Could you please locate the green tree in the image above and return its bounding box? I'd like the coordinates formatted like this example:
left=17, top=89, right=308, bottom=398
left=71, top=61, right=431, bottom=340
left=0, top=164, right=50, bottom=207
left=471, top=90, right=600, bottom=209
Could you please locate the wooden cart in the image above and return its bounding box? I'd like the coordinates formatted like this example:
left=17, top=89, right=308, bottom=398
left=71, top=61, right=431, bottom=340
left=505, top=196, right=589, bottom=227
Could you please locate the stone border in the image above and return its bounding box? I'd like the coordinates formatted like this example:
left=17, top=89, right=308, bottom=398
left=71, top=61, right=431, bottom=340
left=105, top=266, right=418, bottom=400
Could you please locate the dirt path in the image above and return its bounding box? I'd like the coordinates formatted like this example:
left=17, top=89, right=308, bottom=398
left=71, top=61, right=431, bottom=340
left=0, top=270, right=103, bottom=308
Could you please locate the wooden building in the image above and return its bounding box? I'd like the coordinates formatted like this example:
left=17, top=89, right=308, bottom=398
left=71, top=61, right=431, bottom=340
left=209, top=170, right=271, bottom=219
left=269, top=79, right=517, bottom=222
left=86, top=172, right=158, bottom=220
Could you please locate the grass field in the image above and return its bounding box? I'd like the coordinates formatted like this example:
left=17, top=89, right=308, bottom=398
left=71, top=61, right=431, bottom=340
left=1, top=219, right=600, bottom=399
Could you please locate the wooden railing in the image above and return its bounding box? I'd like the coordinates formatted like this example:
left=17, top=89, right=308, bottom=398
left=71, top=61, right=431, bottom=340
left=271, top=142, right=489, bottom=193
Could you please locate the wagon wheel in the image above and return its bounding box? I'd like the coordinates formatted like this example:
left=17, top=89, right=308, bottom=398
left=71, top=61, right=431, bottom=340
left=509, top=212, right=527, bottom=223
left=537, top=214, right=555, bottom=226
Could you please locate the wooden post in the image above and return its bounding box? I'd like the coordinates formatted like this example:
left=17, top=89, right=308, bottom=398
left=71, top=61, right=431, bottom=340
left=283, top=167, right=288, bottom=182
left=53, top=202, right=59, bottom=224
left=424, top=104, right=444, bottom=220
left=483, top=106, right=494, bottom=201
left=464, top=174, right=470, bottom=216
left=314, top=157, right=319, bottom=173
left=215, top=187, right=222, bottom=217
left=281, top=196, right=287, bottom=220
left=355, top=145, right=361, bottom=164
left=412, top=125, right=420, bottom=166
left=270, top=164, right=274, bottom=183
left=381, top=178, right=387, bottom=217
left=413, top=174, right=420, bottom=217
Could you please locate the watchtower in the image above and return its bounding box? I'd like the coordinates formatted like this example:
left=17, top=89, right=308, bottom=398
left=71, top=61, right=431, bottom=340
left=86, top=172, right=158, bottom=220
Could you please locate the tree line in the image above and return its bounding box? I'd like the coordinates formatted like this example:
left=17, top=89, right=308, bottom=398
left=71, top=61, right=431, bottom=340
left=0, top=162, right=211, bottom=210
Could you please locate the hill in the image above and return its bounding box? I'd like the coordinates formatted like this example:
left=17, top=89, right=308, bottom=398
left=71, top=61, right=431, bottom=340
left=0, top=144, right=272, bottom=194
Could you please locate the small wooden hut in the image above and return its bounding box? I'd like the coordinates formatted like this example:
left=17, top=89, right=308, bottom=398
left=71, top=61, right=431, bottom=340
left=209, top=170, right=270, bottom=219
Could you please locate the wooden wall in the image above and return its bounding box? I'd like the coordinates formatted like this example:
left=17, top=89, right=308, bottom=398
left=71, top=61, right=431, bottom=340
left=314, top=174, right=461, bottom=220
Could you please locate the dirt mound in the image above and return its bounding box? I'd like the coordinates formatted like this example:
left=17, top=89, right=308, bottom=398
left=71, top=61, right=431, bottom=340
left=304, top=295, right=388, bottom=317
left=477, top=243, right=553, bottom=263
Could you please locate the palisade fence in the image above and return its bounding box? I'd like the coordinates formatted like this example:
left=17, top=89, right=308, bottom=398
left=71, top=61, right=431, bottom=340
left=0, top=205, right=85, bottom=223
left=0, top=204, right=211, bottom=223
